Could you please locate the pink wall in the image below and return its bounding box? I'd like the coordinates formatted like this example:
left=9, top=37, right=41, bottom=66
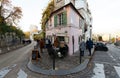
left=46, top=5, right=83, bottom=55
left=67, top=6, right=82, bottom=55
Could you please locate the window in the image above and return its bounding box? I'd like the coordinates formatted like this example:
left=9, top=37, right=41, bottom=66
left=58, top=36, right=64, bottom=41
left=58, top=13, right=63, bottom=25
left=79, top=18, right=84, bottom=29
left=54, top=11, right=67, bottom=27
left=84, top=23, right=88, bottom=32
left=56, top=0, right=61, bottom=3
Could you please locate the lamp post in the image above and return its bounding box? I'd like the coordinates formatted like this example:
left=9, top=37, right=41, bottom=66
left=52, top=33, right=56, bottom=70
left=53, top=51, right=56, bottom=70
left=78, top=29, right=82, bottom=64
left=90, top=25, right=92, bottom=40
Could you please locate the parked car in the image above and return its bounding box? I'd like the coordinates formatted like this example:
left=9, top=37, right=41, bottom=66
left=95, top=42, right=108, bottom=51
left=22, top=39, right=32, bottom=44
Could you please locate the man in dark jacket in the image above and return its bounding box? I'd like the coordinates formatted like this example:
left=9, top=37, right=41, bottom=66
left=86, top=38, right=93, bottom=56
left=45, top=38, right=51, bottom=48
left=59, top=41, right=68, bottom=57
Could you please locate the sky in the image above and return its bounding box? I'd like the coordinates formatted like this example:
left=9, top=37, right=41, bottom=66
left=12, top=0, right=49, bottom=32
left=87, top=0, right=120, bottom=35
left=12, top=0, right=120, bottom=36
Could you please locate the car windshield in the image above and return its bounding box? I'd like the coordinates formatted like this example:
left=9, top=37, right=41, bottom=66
left=97, top=43, right=105, bottom=46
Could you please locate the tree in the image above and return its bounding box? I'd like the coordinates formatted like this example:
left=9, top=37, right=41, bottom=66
left=0, top=23, right=9, bottom=34
left=10, top=26, right=24, bottom=38
left=0, top=0, right=22, bottom=25
left=41, top=0, right=54, bottom=38
left=24, top=32, right=30, bottom=39
left=111, top=37, right=115, bottom=43
left=98, top=36, right=103, bottom=41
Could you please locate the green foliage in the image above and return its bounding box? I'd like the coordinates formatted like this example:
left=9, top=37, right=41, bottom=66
left=98, top=36, right=103, bottom=41
left=0, top=23, right=24, bottom=38
left=111, top=37, right=115, bottom=43
left=41, top=0, right=54, bottom=38
left=33, top=32, right=44, bottom=40
left=24, top=32, right=30, bottom=39
left=0, top=23, right=9, bottom=34
left=0, top=0, right=23, bottom=38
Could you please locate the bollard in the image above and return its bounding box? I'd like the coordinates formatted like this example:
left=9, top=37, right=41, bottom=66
left=53, top=54, right=55, bottom=70
left=79, top=50, right=82, bottom=64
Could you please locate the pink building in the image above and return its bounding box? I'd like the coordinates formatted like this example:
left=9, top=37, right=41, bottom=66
left=46, top=3, right=85, bottom=55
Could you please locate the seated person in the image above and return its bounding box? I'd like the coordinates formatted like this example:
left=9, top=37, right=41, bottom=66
left=59, top=41, right=68, bottom=57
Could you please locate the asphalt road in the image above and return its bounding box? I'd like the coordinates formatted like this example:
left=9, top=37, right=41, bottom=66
left=0, top=43, right=120, bottom=78
left=0, top=42, right=35, bottom=78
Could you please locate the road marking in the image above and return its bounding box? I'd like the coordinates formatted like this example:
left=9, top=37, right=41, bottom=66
left=114, top=66, right=120, bottom=77
left=0, top=67, right=11, bottom=78
left=94, top=61, right=118, bottom=66
left=0, top=64, right=16, bottom=78
left=108, top=52, right=120, bottom=65
left=92, top=63, right=105, bottom=78
left=108, top=52, right=116, bottom=61
left=17, top=69, right=27, bottom=78
left=0, top=49, right=1, bottom=53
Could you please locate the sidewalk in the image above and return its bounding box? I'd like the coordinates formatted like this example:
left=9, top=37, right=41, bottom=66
left=27, top=47, right=95, bottom=75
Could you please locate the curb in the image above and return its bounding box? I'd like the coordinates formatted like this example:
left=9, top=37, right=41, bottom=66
left=27, top=58, right=89, bottom=75
left=27, top=48, right=95, bottom=75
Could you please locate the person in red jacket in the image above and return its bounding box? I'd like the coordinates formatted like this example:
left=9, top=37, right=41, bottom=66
left=40, top=39, right=44, bottom=53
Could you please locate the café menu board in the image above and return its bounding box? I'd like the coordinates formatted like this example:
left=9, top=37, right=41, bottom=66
left=32, top=50, right=38, bottom=60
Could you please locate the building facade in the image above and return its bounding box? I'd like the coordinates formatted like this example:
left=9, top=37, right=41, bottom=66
left=45, top=0, right=92, bottom=55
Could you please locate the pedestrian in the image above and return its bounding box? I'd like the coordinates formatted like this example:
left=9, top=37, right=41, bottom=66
left=53, top=37, right=59, bottom=48
left=79, top=39, right=86, bottom=56
left=36, top=39, right=40, bottom=47
left=40, top=39, right=44, bottom=53
left=59, top=41, right=68, bottom=57
left=45, top=38, right=51, bottom=48
left=86, top=38, right=93, bottom=56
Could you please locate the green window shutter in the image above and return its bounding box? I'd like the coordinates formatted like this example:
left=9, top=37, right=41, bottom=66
left=63, top=11, right=67, bottom=25
left=54, top=15, right=57, bottom=27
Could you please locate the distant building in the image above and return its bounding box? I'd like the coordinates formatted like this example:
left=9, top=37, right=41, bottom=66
left=116, top=37, right=120, bottom=41
left=45, top=0, right=92, bottom=55
left=29, top=25, right=39, bottom=40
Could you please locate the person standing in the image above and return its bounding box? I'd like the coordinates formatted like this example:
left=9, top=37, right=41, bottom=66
left=86, top=38, right=93, bottom=56
left=45, top=38, right=51, bottom=48
left=79, top=39, right=86, bottom=56
left=40, top=39, right=44, bottom=53
left=53, top=37, right=59, bottom=48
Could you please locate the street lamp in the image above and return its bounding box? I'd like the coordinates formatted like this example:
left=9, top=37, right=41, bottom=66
left=90, top=25, right=92, bottom=40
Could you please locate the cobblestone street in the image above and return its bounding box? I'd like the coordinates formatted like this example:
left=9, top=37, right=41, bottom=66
left=32, top=49, right=91, bottom=70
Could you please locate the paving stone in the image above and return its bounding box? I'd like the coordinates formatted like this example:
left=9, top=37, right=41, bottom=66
left=28, top=48, right=95, bottom=75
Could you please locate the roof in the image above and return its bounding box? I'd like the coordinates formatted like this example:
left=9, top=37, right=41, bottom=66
left=51, top=2, right=84, bottom=19
left=44, top=2, right=84, bottom=24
